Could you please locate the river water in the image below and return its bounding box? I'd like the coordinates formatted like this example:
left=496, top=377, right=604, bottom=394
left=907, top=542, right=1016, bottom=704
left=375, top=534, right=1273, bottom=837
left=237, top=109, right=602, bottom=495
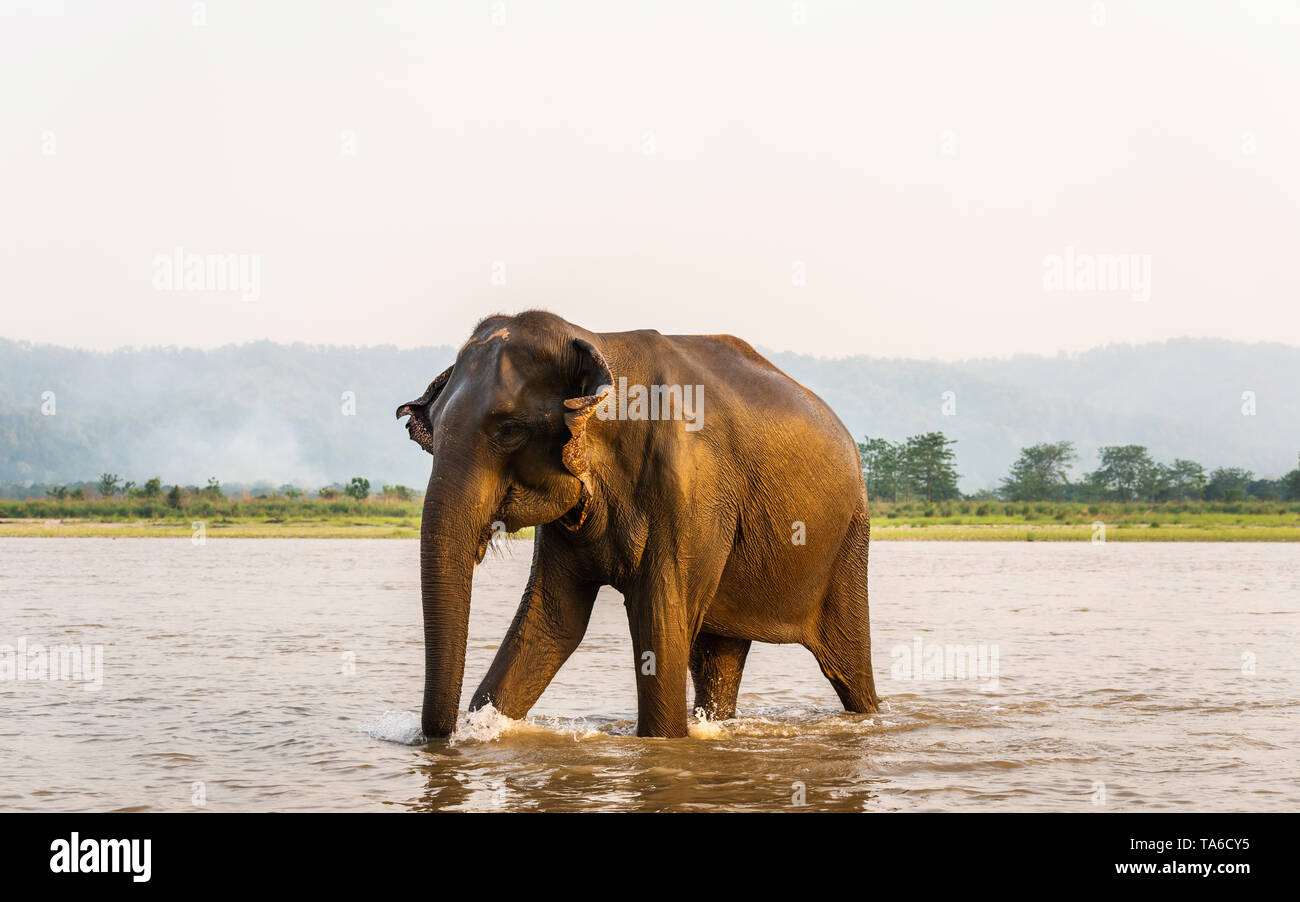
left=1, top=538, right=1295, bottom=811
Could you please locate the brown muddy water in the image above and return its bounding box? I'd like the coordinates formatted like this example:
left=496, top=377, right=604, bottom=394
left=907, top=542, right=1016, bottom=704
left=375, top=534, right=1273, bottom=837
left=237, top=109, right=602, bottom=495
left=1, top=538, right=1296, bottom=812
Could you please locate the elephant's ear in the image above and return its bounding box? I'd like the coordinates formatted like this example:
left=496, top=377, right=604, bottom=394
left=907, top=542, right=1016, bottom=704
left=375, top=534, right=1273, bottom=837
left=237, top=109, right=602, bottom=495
left=562, top=338, right=613, bottom=494
left=395, top=365, right=453, bottom=454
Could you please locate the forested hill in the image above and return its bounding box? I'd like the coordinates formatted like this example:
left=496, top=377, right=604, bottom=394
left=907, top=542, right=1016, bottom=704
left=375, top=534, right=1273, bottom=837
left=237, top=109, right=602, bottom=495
left=2, top=336, right=1297, bottom=493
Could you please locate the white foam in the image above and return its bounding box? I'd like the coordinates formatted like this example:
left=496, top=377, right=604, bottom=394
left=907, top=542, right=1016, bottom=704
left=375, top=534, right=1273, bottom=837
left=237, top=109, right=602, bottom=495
left=363, top=709, right=424, bottom=745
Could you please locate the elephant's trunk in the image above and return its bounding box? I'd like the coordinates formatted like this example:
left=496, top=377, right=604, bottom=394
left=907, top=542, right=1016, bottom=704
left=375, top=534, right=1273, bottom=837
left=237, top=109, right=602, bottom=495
left=418, top=468, right=491, bottom=739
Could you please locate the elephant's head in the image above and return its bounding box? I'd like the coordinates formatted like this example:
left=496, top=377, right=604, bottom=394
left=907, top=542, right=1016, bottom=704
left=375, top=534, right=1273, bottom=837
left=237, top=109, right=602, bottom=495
left=395, top=313, right=612, bottom=738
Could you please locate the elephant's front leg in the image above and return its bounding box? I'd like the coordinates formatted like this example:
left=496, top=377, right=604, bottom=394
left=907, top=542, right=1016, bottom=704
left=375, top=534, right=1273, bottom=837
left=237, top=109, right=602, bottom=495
left=625, top=585, right=694, bottom=738
left=470, top=543, right=598, bottom=720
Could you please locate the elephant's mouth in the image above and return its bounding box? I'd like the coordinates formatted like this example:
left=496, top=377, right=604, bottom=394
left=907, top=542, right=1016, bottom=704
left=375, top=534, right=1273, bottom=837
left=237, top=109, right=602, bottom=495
left=473, top=483, right=588, bottom=557
left=555, top=491, right=591, bottom=531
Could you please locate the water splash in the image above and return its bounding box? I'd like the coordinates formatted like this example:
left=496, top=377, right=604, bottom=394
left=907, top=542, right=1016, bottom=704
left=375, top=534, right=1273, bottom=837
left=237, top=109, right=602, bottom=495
left=362, top=709, right=424, bottom=745
left=362, top=703, right=889, bottom=746
left=688, top=707, right=728, bottom=739
left=451, top=703, right=532, bottom=744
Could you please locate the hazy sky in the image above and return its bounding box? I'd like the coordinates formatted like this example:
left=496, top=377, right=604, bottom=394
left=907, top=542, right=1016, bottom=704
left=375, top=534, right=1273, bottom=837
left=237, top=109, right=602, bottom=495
left=3, top=0, right=1299, bottom=359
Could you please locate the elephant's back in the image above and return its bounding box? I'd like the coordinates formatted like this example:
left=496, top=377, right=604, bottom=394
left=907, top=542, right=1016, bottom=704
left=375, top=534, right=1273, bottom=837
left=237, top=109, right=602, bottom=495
left=597, top=328, right=864, bottom=500
left=672, top=332, right=863, bottom=485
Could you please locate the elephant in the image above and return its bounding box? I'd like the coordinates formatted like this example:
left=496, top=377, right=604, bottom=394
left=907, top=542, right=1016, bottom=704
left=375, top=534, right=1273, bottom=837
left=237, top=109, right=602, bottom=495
left=396, top=310, right=879, bottom=739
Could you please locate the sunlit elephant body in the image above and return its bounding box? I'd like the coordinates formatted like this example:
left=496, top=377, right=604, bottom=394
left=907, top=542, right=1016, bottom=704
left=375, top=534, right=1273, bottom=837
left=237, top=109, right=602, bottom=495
left=398, top=311, right=878, bottom=738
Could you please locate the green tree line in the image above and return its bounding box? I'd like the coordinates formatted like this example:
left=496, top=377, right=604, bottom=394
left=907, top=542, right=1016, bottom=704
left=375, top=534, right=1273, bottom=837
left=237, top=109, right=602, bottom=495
left=860, top=435, right=1300, bottom=503
left=1000, top=444, right=1300, bottom=503
left=8, top=475, right=417, bottom=505
left=858, top=432, right=961, bottom=502
left=8, top=440, right=1300, bottom=508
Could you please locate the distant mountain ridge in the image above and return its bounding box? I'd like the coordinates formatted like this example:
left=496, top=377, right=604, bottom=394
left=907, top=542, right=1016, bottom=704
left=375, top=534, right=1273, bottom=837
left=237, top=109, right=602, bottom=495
left=2, top=336, right=1297, bottom=492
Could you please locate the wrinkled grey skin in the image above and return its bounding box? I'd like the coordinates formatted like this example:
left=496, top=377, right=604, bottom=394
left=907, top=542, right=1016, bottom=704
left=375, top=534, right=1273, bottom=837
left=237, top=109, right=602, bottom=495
left=397, top=311, right=878, bottom=739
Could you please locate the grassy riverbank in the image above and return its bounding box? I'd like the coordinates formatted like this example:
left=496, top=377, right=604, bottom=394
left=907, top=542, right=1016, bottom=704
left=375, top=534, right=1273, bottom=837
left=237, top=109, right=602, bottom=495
left=2, top=498, right=1299, bottom=539
left=0, top=519, right=426, bottom=538
left=866, top=499, right=1300, bottom=540
left=5, top=521, right=1297, bottom=540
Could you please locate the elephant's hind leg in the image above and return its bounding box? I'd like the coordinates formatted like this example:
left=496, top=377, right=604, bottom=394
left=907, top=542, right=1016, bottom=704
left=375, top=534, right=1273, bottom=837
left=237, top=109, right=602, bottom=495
left=689, top=632, right=751, bottom=721
left=807, top=505, right=880, bottom=714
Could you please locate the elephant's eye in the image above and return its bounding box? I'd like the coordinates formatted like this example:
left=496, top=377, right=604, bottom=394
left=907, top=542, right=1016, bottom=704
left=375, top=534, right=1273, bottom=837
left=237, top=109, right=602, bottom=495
left=495, top=419, right=530, bottom=449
